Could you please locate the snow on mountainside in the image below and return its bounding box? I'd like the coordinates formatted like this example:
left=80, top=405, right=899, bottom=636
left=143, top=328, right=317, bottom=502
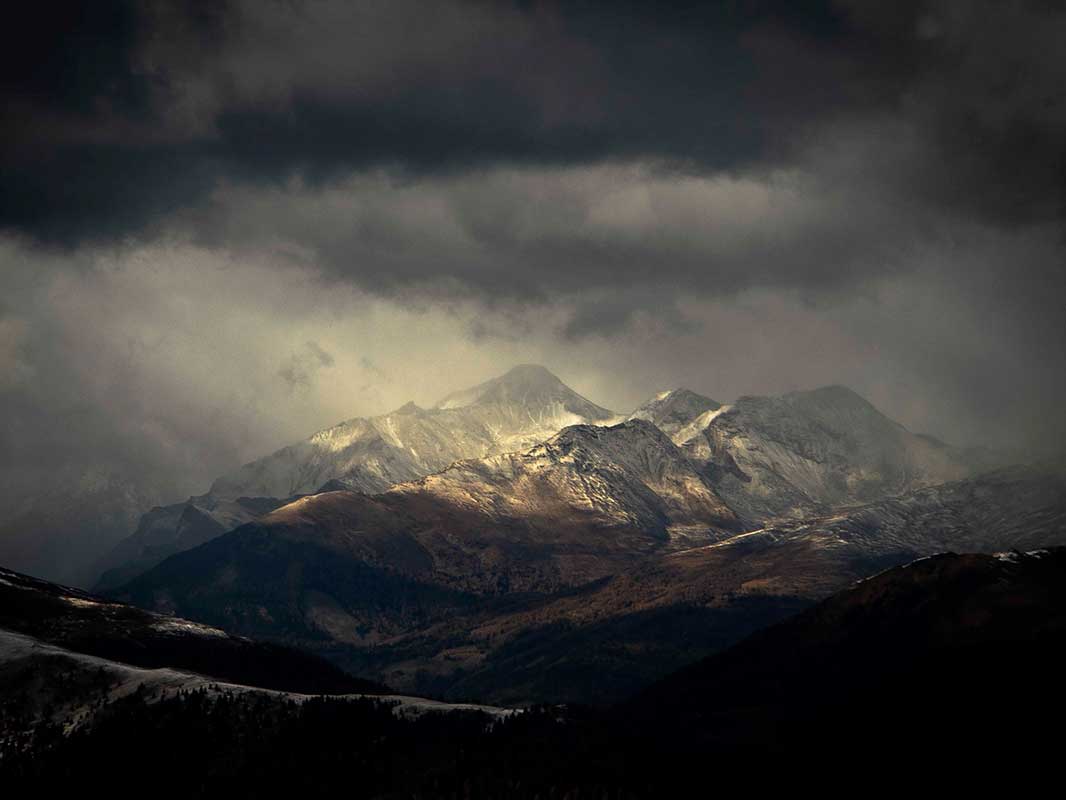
left=95, top=365, right=616, bottom=588
left=0, top=628, right=510, bottom=743
left=111, top=458, right=1066, bottom=706
left=0, top=564, right=375, bottom=695
left=214, top=364, right=616, bottom=499
left=243, top=419, right=743, bottom=596
left=627, top=388, right=721, bottom=437
left=634, top=384, right=980, bottom=524
left=111, top=420, right=743, bottom=661
left=0, top=566, right=512, bottom=748
left=411, top=462, right=1066, bottom=705
left=435, top=363, right=614, bottom=419
left=681, top=463, right=1066, bottom=565
left=389, top=419, right=739, bottom=546
left=100, top=373, right=994, bottom=591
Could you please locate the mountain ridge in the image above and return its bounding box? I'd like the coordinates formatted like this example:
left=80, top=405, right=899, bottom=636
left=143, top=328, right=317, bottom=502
left=97, top=369, right=999, bottom=598
left=109, top=447, right=1063, bottom=704
left=95, top=365, right=617, bottom=588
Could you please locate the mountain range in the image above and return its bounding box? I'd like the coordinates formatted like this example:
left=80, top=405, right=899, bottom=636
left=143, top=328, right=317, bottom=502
left=655, top=384, right=983, bottom=523
left=94, top=365, right=616, bottom=588
left=4, top=359, right=1065, bottom=788
left=97, top=365, right=982, bottom=590
left=89, top=364, right=1066, bottom=704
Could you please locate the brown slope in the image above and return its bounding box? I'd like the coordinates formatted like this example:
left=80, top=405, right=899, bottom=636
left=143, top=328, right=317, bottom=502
left=96, top=365, right=617, bottom=589
left=114, top=460, right=1066, bottom=706
left=209, top=419, right=740, bottom=595
left=357, top=463, right=1066, bottom=704
left=111, top=421, right=739, bottom=667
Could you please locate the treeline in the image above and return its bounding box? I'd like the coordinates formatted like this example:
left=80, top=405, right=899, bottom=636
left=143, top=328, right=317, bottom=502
left=1, top=689, right=649, bottom=798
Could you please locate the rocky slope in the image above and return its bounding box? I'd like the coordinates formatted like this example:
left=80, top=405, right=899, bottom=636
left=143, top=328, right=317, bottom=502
left=215, top=364, right=616, bottom=499
left=111, top=421, right=741, bottom=641
left=94, top=494, right=290, bottom=590
left=95, top=365, right=616, bottom=588
left=111, top=440, right=1066, bottom=705
left=632, top=384, right=983, bottom=523
left=91, top=372, right=1054, bottom=705
left=625, top=388, right=721, bottom=438
left=348, top=462, right=1066, bottom=704
left=99, top=376, right=992, bottom=590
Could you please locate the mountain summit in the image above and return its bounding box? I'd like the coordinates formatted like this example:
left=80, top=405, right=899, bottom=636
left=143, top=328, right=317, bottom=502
left=627, top=384, right=981, bottom=524
left=627, top=388, right=722, bottom=437
left=435, top=364, right=613, bottom=419
left=678, top=386, right=977, bottom=522
left=208, top=364, right=615, bottom=502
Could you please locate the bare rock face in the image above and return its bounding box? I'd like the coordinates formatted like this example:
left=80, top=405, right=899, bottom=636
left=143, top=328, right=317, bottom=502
left=396, top=420, right=737, bottom=543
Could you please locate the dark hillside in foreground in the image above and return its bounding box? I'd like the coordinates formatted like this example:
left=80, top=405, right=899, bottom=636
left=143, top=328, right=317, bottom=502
left=5, top=549, right=1066, bottom=795
left=0, top=566, right=383, bottom=695
left=626, top=548, right=1066, bottom=760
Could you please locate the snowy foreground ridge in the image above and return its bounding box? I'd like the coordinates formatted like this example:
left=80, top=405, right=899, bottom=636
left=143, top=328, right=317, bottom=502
left=0, top=626, right=516, bottom=736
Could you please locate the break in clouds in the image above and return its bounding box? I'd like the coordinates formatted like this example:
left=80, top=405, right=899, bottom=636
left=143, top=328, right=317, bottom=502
left=2, top=1, right=1065, bottom=578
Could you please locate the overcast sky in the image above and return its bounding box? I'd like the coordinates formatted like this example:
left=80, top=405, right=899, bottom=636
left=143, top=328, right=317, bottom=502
left=3, top=0, right=1065, bottom=512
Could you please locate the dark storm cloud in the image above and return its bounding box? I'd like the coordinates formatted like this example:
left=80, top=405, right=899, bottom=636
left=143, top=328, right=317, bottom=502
left=6, top=0, right=1066, bottom=587
left=2, top=0, right=1064, bottom=428
left=0, top=2, right=226, bottom=241
left=4, top=1, right=1065, bottom=248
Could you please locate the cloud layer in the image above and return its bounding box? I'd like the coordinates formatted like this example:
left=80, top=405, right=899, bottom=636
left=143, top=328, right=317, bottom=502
left=2, top=1, right=1065, bottom=579
left=6, top=2, right=1066, bottom=240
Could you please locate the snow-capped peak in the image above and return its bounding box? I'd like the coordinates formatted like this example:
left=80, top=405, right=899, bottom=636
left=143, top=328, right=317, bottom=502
left=627, top=387, right=722, bottom=438
left=434, top=364, right=613, bottom=420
